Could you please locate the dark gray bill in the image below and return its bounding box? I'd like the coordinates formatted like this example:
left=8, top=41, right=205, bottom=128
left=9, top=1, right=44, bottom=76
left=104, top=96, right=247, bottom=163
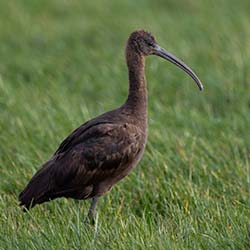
left=153, top=44, right=203, bottom=91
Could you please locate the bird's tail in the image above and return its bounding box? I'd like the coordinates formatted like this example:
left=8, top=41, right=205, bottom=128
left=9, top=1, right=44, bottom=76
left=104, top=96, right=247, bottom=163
left=19, top=160, right=54, bottom=210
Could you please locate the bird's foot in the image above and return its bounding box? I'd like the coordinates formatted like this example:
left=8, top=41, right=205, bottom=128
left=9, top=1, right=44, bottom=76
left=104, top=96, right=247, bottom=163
left=85, top=212, right=97, bottom=225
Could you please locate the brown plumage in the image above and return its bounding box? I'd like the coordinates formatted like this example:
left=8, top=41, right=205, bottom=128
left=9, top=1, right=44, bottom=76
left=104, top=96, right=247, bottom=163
left=19, top=30, right=203, bottom=221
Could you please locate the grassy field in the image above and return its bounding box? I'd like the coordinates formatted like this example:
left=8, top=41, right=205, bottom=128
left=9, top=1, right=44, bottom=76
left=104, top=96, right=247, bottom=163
left=0, top=0, right=250, bottom=249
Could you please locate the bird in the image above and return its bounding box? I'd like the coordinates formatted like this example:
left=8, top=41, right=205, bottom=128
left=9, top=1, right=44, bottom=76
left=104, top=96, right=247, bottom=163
left=19, top=30, right=203, bottom=222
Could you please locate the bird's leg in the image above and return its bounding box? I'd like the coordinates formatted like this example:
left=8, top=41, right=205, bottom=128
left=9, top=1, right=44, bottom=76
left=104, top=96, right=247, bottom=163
left=86, top=196, right=98, bottom=224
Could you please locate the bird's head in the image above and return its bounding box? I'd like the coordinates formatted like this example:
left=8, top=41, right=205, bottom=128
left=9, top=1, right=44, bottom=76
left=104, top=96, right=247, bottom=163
left=127, top=30, right=203, bottom=91
left=127, top=30, right=156, bottom=56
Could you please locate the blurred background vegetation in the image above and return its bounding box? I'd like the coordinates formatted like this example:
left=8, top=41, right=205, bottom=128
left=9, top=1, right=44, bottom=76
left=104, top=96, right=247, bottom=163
left=0, top=0, right=250, bottom=249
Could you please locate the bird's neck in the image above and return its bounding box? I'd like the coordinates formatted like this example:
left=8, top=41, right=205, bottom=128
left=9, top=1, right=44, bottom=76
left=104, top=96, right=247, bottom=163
left=125, top=50, right=148, bottom=119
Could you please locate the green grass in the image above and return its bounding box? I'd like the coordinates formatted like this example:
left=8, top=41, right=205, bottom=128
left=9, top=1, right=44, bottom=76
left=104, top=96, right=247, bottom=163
left=1, top=0, right=250, bottom=249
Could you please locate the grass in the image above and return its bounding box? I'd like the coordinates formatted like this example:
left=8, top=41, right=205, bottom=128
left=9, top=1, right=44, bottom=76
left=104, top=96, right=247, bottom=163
left=0, top=0, right=250, bottom=249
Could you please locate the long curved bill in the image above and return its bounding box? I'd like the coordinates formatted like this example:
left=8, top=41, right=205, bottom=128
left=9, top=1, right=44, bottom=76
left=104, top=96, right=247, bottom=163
left=153, top=44, right=203, bottom=91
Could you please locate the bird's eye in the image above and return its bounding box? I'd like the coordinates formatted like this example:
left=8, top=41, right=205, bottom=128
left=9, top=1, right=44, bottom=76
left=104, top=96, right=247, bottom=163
left=147, top=41, right=154, bottom=47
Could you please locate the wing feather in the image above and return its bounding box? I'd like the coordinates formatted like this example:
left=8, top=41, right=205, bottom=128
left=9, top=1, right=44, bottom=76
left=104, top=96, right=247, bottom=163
left=50, top=122, right=143, bottom=197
